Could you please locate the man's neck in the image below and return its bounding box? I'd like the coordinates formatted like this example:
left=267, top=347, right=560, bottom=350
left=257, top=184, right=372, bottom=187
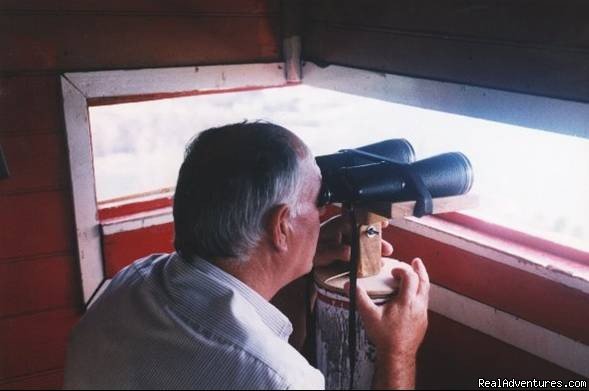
left=213, top=251, right=287, bottom=301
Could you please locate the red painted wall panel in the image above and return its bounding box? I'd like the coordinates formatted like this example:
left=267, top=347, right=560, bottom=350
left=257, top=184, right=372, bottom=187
left=103, top=223, right=174, bottom=278
left=385, top=225, right=589, bottom=345
left=0, top=14, right=280, bottom=73
left=0, top=309, right=79, bottom=379
left=0, top=132, right=68, bottom=194
left=418, top=312, right=585, bottom=388
left=0, top=76, right=63, bottom=135
left=0, top=256, right=79, bottom=317
left=0, top=191, right=74, bottom=261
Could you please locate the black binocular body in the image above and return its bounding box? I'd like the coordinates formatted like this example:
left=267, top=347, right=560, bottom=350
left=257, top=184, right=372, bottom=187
left=315, top=139, right=473, bottom=216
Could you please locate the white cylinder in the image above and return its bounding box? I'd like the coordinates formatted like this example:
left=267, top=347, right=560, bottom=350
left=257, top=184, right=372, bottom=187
left=314, top=258, right=399, bottom=390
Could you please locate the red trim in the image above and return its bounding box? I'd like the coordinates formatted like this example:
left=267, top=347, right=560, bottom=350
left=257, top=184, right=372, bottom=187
left=98, top=195, right=173, bottom=221
left=102, top=223, right=174, bottom=277
left=88, top=83, right=297, bottom=107
left=438, top=212, right=589, bottom=264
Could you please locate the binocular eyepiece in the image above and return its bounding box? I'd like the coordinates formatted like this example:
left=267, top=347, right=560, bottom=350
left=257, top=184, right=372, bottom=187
left=315, top=139, right=473, bottom=216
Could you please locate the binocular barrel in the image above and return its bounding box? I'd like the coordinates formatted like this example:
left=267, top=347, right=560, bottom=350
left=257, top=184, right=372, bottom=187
left=315, top=139, right=416, bottom=206
left=316, top=139, right=415, bottom=174
left=316, top=137, right=473, bottom=206
left=337, top=152, right=473, bottom=203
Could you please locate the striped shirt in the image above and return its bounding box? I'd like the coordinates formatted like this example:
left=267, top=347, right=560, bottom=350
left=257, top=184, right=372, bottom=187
left=64, top=253, right=325, bottom=390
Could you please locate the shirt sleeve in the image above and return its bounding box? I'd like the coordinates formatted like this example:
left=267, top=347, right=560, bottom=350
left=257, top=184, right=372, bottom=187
left=285, top=368, right=325, bottom=390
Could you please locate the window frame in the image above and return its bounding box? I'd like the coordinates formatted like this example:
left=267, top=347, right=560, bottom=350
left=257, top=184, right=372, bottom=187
left=62, top=61, right=589, bottom=305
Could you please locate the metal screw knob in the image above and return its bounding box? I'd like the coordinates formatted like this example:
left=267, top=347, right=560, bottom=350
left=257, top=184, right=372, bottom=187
left=366, top=225, right=380, bottom=238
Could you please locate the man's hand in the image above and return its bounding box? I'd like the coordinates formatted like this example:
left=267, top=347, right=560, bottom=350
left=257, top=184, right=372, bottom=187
left=351, top=258, right=430, bottom=389
left=314, top=214, right=393, bottom=268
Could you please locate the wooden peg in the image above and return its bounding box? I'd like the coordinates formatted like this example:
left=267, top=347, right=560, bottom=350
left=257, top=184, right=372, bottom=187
left=354, top=210, right=389, bottom=278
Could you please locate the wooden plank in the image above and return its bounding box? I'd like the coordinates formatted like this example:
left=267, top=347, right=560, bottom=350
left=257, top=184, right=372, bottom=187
left=385, top=225, right=589, bottom=345
left=0, top=76, right=62, bottom=135
left=67, top=63, right=287, bottom=99
left=0, top=369, right=64, bottom=390
left=367, top=194, right=479, bottom=219
left=0, top=0, right=279, bottom=15
left=0, top=256, right=79, bottom=318
left=308, top=1, right=589, bottom=49
left=0, top=132, right=68, bottom=194
left=354, top=210, right=388, bottom=277
left=0, top=308, right=79, bottom=380
left=304, top=22, right=589, bottom=103
left=417, top=312, right=585, bottom=388
left=0, top=191, right=74, bottom=261
left=302, top=63, right=589, bottom=139
left=0, top=14, right=280, bottom=72
left=61, top=77, right=102, bottom=304
left=103, top=222, right=174, bottom=278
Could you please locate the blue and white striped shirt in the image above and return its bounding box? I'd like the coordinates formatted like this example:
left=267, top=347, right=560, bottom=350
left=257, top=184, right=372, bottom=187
left=64, top=253, right=325, bottom=389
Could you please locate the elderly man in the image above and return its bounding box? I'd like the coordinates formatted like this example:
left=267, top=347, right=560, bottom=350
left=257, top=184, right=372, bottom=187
left=64, top=121, right=429, bottom=389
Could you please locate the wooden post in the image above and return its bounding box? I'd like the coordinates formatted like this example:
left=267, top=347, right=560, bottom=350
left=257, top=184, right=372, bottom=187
left=355, top=210, right=389, bottom=278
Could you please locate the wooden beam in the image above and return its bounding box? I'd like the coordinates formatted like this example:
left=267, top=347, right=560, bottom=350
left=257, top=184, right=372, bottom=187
left=367, top=193, right=479, bottom=220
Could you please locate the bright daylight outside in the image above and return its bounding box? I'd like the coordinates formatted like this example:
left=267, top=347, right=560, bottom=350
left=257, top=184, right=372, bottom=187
left=89, top=85, right=589, bottom=251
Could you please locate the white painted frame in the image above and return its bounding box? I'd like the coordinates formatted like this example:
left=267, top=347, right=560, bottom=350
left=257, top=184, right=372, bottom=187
left=302, top=62, right=589, bottom=139
left=61, top=63, right=288, bottom=304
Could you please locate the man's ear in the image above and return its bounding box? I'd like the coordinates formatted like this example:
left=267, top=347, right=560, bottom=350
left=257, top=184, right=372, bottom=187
left=266, top=204, right=291, bottom=252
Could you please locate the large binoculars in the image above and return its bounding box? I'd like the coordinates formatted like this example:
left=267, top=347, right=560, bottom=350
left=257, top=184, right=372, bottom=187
left=315, top=139, right=473, bottom=216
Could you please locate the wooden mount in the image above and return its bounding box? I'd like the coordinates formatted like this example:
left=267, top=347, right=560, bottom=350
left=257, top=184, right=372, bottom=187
left=352, top=193, right=479, bottom=278
left=354, top=210, right=389, bottom=278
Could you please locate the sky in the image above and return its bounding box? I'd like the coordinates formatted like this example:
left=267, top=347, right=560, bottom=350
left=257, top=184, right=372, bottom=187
left=89, top=85, right=589, bottom=249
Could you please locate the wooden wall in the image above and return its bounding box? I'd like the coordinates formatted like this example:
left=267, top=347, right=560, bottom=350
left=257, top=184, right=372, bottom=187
left=0, top=1, right=281, bottom=388
left=303, top=0, right=589, bottom=103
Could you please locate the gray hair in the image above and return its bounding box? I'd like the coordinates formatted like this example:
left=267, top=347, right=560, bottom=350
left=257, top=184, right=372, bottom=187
left=173, top=121, right=311, bottom=261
